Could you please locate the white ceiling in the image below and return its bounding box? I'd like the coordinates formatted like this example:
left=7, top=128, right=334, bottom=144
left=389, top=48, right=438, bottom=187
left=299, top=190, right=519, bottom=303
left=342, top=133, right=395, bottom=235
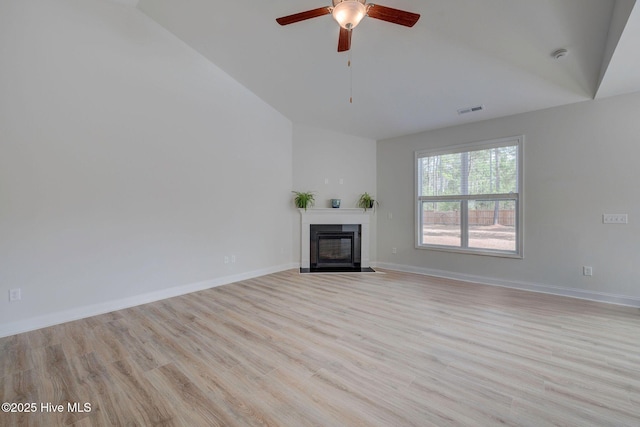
left=135, top=0, right=639, bottom=140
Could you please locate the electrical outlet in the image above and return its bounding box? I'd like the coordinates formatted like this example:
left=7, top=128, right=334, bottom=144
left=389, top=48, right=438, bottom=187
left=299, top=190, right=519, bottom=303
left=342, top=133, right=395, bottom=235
left=231, top=255, right=236, bottom=263
left=392, top=247, right=397, bottom=254
left=583, top=266, right=593, bottom=276
left=224, top=256, right=229, bottom=264
left=603, top=214, right=628, bottom=224
left=9, top=288, right=21, bottom=302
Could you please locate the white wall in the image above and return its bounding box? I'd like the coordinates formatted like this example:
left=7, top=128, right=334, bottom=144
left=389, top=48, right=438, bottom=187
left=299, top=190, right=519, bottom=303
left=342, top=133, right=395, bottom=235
left=377, top=92, right=640, bottom=305
left=292, top=124, right=377, bottom=264
left=0, top=0, right=293, bottom=335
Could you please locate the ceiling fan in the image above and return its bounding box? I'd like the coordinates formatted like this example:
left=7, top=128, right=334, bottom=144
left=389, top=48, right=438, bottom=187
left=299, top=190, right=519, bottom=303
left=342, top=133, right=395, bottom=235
left=276, top=0, right=420, bottom=52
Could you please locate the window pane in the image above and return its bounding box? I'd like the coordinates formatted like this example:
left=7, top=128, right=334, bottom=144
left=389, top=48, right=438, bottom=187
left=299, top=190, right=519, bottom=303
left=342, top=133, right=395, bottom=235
left=419, top=145, right=518, bottom=197
left=419, top=153, right=461, bottom=196
left=468, top=146, right=518, bottom=195
left=421, top=201, right=461, bottom=246
left=468, top=200, right=516, bottom=252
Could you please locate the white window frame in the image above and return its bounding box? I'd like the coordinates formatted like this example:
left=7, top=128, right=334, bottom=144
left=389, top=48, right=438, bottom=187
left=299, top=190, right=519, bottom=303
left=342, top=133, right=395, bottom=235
left=415, top=135, right=524, bottom=258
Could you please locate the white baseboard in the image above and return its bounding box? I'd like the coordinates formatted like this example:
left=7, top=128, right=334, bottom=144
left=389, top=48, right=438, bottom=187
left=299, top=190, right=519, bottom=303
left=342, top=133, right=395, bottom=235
left=0, top=263, right=297, bottom=338
left=4, top=261, right=636, bottom=338
left=374, top=262, right=640, bottom=308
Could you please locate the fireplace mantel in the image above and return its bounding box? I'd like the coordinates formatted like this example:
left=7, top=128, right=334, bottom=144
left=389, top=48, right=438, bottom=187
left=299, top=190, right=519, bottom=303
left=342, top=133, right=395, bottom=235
left=299, top=209, right=370, bottom=269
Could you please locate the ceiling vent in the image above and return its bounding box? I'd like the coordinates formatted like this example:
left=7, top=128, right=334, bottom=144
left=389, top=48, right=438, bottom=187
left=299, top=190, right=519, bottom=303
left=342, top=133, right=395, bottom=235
left=457, top=105, right=484, bottom=115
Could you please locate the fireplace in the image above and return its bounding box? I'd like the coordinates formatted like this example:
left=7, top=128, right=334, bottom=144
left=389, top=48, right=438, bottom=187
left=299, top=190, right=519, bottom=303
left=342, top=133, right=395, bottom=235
left=299, top=209, right=373, bottom=273
left=310, top=224, right=361, bottom=270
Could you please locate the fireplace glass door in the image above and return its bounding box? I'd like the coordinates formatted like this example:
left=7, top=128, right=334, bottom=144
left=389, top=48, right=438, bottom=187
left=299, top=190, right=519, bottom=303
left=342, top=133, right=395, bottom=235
left=317, top=233, right=354, bottom=267
left=310, top=224, right=361, bottom=270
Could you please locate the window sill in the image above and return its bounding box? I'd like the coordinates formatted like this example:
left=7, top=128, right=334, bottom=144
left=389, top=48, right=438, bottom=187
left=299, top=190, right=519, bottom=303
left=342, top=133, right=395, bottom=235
left=416, top=244, right=523, bottom=259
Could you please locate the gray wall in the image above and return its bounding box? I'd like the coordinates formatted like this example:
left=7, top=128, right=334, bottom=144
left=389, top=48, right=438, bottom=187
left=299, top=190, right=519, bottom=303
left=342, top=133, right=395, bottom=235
left=377, top=92, right=640, bottom=303
left=0, top=0, right=293, bottom=335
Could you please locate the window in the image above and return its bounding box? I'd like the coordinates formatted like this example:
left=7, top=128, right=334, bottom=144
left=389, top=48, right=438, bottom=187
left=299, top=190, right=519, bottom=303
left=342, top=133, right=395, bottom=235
left=415, top=136, right=523, bottom=257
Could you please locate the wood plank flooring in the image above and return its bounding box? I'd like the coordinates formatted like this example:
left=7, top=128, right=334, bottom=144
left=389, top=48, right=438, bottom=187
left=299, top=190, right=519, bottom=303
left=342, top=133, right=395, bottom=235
left=1, top=269, right=639, bottom=426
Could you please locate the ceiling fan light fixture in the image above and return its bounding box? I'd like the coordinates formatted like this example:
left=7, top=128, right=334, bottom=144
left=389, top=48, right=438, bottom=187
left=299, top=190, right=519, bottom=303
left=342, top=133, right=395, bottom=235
left=332, top=0, right=367, bottom=30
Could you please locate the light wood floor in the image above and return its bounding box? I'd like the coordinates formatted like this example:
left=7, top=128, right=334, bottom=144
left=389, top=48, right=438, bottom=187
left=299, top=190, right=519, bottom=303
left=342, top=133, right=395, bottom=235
left=1, top=269, right=639, bottom=426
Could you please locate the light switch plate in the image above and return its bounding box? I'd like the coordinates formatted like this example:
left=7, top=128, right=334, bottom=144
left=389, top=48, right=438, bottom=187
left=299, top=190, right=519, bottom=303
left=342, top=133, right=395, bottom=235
left=603, top=214, right=628, bottom=224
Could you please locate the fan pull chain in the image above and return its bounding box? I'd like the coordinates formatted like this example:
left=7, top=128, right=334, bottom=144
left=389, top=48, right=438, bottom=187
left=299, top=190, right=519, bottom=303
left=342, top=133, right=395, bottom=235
left=348, top=48, right=353, bottom=104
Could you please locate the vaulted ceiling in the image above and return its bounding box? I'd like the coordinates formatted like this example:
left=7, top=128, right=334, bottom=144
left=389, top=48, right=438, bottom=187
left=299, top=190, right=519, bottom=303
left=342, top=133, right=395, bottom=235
left=134, top=0, right=640, bottom=140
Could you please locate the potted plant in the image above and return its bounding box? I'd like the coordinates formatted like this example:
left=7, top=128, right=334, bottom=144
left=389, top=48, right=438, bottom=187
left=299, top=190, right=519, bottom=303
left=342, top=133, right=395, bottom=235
left=357, top=192, right=378, bottom=212
left=292, top=191, right=315, bottom=210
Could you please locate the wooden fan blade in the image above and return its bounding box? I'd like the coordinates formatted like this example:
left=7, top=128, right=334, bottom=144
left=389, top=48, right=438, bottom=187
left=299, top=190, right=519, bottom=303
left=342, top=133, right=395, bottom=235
left=367, top=4, right=420, bottom=27
left=276, top=7, right=331, bottom=25
left=337, top=27, right=352, bottom=52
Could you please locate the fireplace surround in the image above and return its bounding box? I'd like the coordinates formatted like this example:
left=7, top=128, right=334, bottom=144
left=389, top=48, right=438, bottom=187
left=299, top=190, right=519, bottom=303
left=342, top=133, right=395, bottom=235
left=299, top=209, right=372, bottom=273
